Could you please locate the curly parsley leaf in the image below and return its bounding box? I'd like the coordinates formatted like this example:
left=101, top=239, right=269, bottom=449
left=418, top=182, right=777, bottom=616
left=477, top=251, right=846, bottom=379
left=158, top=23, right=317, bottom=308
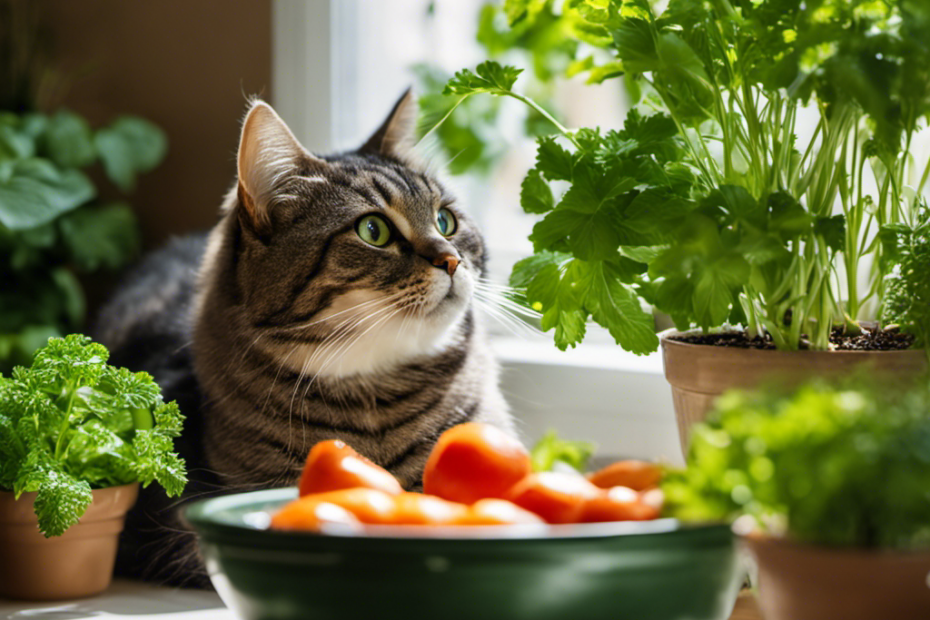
left=0, top=335, right=187, bottom=537
left=32, top=457, right=92, bottom=538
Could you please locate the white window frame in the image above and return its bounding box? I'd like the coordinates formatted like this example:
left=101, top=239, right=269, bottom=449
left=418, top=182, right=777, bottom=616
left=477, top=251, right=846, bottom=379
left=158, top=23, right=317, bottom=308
left=271, top=0, right=682, bottom=463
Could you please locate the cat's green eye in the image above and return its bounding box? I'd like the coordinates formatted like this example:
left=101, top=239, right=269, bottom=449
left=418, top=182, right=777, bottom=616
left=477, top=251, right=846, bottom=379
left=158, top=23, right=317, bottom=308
left=356, top=214, right=392, bottom=247
left=436, top=208, right=457, bottom=237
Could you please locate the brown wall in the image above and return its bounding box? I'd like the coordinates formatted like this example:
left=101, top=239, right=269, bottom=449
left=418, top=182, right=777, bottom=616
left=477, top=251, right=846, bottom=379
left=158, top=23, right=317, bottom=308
left=44, top=0, right=272, bottom=250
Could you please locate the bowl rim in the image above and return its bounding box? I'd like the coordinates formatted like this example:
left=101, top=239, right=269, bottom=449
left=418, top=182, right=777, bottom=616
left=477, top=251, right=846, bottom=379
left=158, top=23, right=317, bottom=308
left=183, top=487, right=725, bottom=542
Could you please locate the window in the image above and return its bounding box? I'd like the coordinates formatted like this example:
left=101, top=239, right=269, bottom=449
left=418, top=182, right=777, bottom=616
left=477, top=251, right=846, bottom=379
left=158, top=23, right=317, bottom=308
left=272, top=0, right=682, bottom=462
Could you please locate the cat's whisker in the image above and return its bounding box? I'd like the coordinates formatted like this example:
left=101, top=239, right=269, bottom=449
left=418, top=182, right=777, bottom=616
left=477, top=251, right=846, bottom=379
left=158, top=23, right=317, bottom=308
left=474, top=300, right=530, bottom=339
left=473, top=287, right=542, bottom=320
left=473, top=284, right=541, bottom=319
left=285, top=297, right=406, bottom=421
left=275, top=290, right=407, bottom=333
left=301, top=304, right=407, bottom=397
left=473, top=293, right=539, bottom=338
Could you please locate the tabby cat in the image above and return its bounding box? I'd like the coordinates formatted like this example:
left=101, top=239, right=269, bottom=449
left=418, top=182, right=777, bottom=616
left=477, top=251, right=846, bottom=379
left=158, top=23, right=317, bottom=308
left=94, top=91, right=514, bottom=584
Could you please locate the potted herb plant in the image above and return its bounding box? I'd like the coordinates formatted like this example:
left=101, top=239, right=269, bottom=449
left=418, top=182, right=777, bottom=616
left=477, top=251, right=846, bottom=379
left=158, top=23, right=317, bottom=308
left=432, top=0, right=930, bottom=450
left=0, top=335, right=187, bottom=600
left=662, top=378, right=930, bottom=620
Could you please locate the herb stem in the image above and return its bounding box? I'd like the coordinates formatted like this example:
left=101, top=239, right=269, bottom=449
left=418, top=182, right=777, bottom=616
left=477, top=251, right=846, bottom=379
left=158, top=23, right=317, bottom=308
left=504, top=91, right=581, bottom=150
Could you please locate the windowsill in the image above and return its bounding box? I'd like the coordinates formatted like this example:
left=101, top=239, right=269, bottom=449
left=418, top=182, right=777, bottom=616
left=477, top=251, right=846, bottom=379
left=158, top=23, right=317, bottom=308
left=491, top=335, right=683, bottom=465
left=492, top=336, right=664, bottom=375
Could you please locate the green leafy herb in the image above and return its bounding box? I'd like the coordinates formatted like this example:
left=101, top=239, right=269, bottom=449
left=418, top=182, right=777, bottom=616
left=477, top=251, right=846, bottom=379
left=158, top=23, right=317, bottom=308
left=530, top=429, right=596, bottom=473
left=0, top=335, right=187, bottom=537
left=431, top=0, right=930, bottom=353
left=663, top=379, right=930, bottom=550
left=882, top=202, right=930, bottom=350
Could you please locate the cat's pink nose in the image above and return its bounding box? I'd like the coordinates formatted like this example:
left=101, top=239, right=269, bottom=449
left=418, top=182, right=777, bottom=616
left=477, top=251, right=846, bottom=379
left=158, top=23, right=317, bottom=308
left=432, top=253, right=459, bottom=277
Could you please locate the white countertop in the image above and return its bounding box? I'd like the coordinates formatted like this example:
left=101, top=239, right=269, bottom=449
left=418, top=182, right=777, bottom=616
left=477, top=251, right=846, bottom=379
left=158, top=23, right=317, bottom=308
left=0, top=580, right=233, bottom=620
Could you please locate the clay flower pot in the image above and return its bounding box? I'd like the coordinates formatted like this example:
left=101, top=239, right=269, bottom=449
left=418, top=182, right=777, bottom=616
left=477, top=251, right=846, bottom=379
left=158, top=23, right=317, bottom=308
left=0, top=483, right=139, bottom=600
left=660, top=330, right=928, bottom=453
left=743, top=535, right=930, bottom=620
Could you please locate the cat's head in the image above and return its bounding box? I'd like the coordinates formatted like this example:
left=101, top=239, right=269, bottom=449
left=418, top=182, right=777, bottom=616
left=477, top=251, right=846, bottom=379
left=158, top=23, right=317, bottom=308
left=216, top=92, right=485, bottom=376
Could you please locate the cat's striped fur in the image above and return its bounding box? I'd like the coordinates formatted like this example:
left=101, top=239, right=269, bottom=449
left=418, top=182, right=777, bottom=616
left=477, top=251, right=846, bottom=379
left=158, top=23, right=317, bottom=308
left=95, top=92, right=513, bottom=584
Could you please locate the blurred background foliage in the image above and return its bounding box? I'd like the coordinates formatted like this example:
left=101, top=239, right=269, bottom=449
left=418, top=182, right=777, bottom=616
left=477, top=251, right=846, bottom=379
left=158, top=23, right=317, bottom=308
left=0, top=0, right=166, bottom=371
left=415, top=0, right=620, bottom=174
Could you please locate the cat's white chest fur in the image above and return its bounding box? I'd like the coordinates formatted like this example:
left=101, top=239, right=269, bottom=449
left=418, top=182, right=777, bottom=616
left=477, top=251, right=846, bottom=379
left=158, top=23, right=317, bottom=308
left=273, top=268, right=473, bottom=379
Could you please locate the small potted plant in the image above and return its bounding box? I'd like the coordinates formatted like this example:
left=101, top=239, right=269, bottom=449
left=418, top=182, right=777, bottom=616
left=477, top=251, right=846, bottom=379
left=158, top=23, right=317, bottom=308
left=432, top=0, right=930, bottom=450
left=0, top=335, right=187, bottom=600
left=661, top=377, right=930, bottom=619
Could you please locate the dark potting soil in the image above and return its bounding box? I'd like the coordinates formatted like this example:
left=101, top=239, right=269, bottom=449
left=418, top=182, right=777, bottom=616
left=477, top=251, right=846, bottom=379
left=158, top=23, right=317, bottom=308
left=671, top=326, right=916, bottom=351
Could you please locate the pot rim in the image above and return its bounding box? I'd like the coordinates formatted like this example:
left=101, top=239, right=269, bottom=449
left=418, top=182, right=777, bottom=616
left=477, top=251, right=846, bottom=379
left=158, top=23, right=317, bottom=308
left=0, top=481, right=140, bottom=498
left=741, top=532, right=930, bottom=559
left=659, top=327, right=926, bottom=356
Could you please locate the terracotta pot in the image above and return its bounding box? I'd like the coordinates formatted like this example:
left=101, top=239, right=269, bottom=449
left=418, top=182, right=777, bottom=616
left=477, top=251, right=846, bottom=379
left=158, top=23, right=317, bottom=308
left=743, top=535, right=930, bottom=620
left=0, top=482, right=139, bottom=600
left=661, top=330, right=928, bottom=454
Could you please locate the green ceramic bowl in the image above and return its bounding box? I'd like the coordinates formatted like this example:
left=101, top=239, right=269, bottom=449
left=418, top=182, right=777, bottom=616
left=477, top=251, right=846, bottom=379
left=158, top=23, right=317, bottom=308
left=184, top=488, right=742, bottom=620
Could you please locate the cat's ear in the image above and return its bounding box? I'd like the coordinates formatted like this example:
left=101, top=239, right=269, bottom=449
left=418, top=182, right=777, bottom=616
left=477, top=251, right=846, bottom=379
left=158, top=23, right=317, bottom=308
left=359, top=88, right=419, bottom=162
left=237, top=100, right=322, bottom=232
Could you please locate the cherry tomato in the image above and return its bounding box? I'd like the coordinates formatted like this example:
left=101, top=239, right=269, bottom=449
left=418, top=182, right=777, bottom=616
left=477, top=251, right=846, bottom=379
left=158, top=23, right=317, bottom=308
left=586, top=460, right=662, bottom=491
left=579, top=486, right=660, bottom=523
left=506, top=472, right=602, bottom=524
left=455, top=498, right=545, bottom=526
left=299, top=439, right=403, bottom=497
left=390, top=493, right=469, bottom=525
left=270, top=499, right=363, bottom=532
left=423, top=423, right=532, bottom=505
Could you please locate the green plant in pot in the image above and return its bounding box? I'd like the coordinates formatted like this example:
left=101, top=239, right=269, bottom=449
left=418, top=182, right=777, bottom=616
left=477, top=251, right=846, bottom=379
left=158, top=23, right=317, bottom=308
left=432, top=0, right=930, bottom=450
left=0, top=335, right=187, bottom=600
left=662, top=377, right=930, bottom=620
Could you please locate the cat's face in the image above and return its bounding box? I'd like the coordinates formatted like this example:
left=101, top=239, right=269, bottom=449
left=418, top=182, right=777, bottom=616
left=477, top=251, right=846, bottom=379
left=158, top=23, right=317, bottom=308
left=227, top=93, right=484, bottom=377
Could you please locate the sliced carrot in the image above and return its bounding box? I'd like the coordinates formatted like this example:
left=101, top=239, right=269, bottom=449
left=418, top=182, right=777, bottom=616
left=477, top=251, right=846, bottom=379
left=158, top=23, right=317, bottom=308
left=586, top=460, right=662, bottom=491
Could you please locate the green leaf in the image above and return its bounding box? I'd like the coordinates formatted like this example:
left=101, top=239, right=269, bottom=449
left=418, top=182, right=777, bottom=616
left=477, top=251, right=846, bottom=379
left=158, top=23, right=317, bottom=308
left=42, top=110, right=96, bottom=169
left=33, top=464, right=93, bottom=537
left=131, top=430, right=187, bottom=496
left=503, top=0, right=547, bottom=26
left=814, top=215, right=846, bottom=253
left=95, top=116, right=168, bottom=192
left=443, top=61, right=523, bottom=97
left=0, top=124, right=35, bottom=159
left=531, top=206, right=622, bottom=261
left=520, top=168, right=555, bottom=214
left=692, top=256, right=750, bottom=330
left=579, top=262, right=659, bottom=355
left=58, top=202, right=140, bottom=271
left=526, top=263, right=588, bottom=350
left=0, top=159, right=95, bottom=230
left=535, top=136, right=577, bottom=181
left=655, top=276, right=695, bottom=330
left=530, top=430, right=596, bottom=472
left=768, top=191, right=814, bottom=238
left=586, top=61, right=626, bottom=84
left=510, top=250, right=570, bottom=289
